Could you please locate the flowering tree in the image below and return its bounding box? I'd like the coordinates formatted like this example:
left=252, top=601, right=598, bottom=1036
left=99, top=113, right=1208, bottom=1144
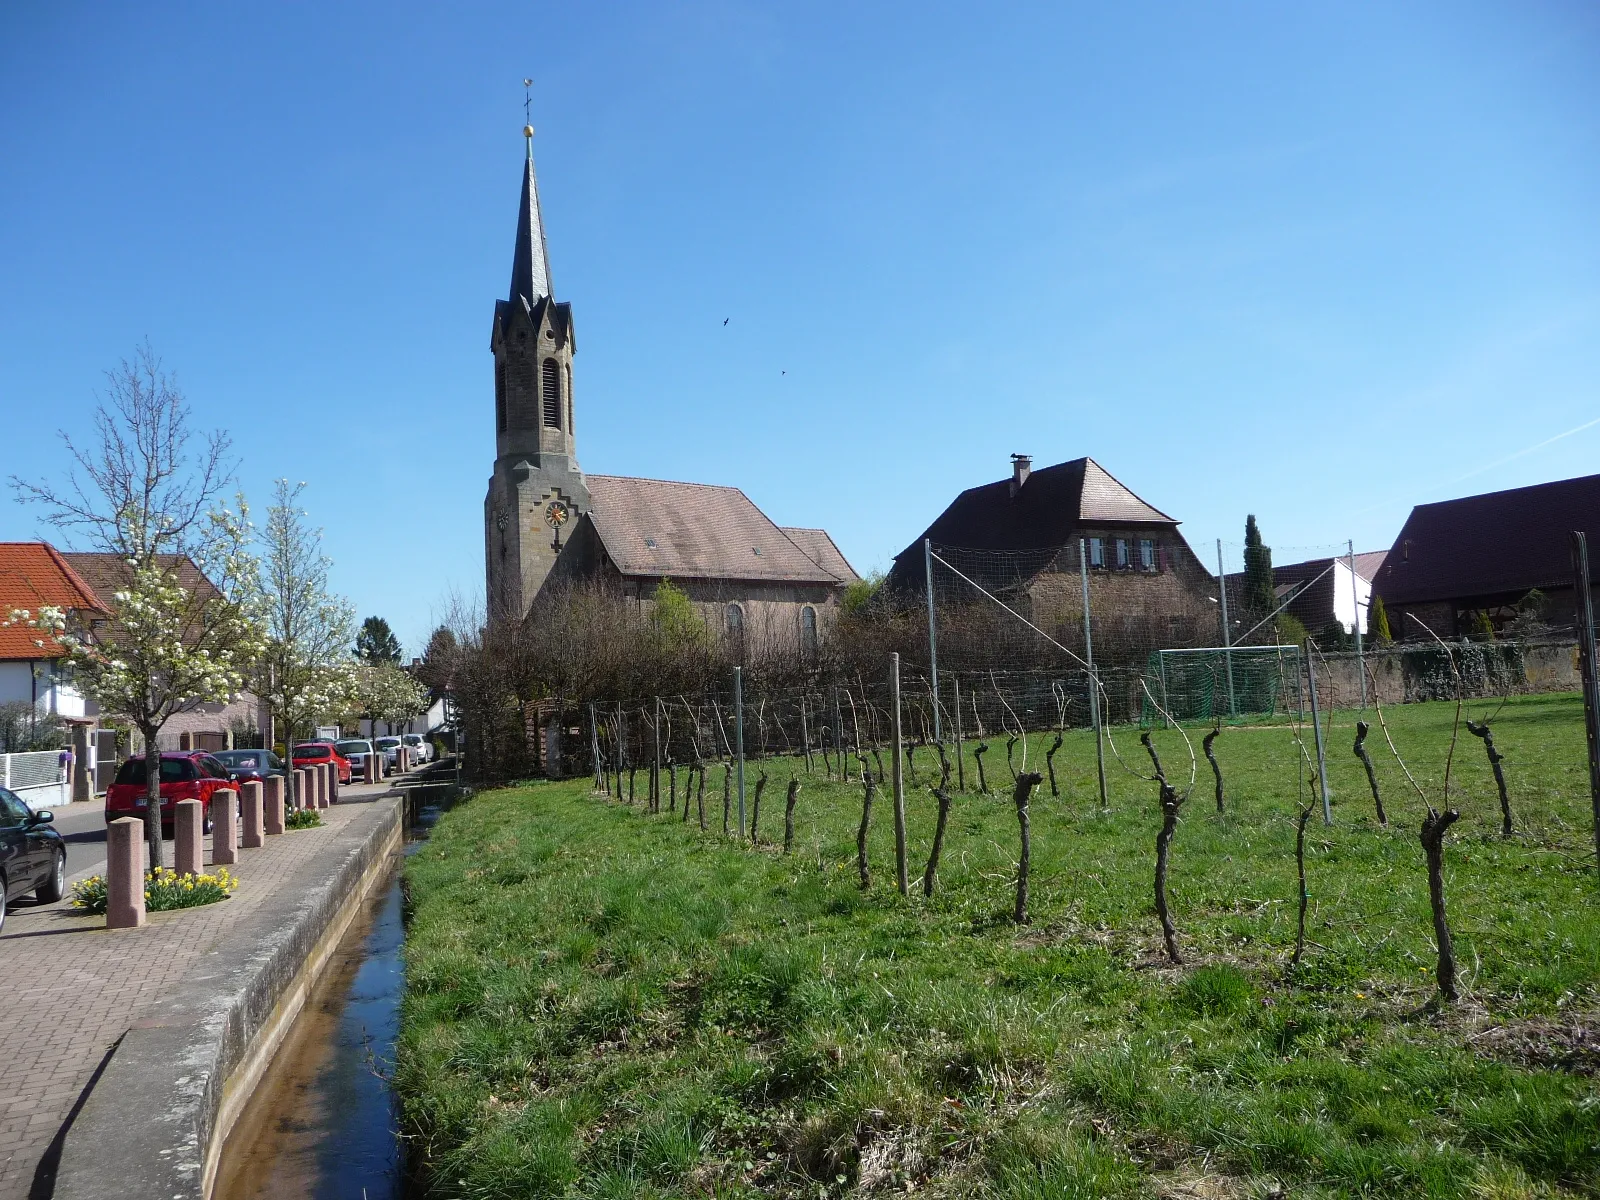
left=349, top=661, right=428, bottom=738
left=9, top=346, right=265, bottom=868
left=255, top=479, right=358, bottom=805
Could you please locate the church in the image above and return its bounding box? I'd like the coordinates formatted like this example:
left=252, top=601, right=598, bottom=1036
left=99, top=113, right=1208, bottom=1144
left=483, top=125, right=856, bottom=649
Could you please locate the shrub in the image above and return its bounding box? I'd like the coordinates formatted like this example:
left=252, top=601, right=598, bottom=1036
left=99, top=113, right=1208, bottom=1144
left=70, top=865, right=239, bottom=914
left=286, top=807, right=323, bottom=829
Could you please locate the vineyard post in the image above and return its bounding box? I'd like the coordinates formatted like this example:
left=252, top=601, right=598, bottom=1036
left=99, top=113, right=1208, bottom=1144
left=1080, top=538, right=1108, bottom=808
left=588, top=702, right=603, bottom=791
left=1216, top=538, right=1237, bottom=716
left=653, top=697, right=662, bottom=813
left=925, top=539, right=942, bottom=742
left=891, top=652, right=909, bottom=896
left=1305, top=645, right=1332, bottom=824
left=1572, top=530, right=1600, bottom=879
left=1349, top=539, right=1367, bottom=708
left=952, top=675, right=965, bottom=791
left=734, top=666, right=747, bottom=839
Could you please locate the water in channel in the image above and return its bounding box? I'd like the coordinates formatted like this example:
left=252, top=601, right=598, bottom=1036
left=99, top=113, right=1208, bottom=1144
left=214, top=799, right=441, bottom=1200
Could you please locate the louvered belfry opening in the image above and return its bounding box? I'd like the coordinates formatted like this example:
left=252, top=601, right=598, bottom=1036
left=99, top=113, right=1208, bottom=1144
left=542, top=357, right=561, bottom=428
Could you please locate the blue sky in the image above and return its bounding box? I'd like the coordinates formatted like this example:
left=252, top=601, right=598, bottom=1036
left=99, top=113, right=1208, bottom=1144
left=2, top=2, right=1597, bottom=656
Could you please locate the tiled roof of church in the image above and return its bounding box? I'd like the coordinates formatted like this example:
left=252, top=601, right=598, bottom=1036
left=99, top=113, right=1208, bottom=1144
left=780, top=528, right=859, bottom=582
left=585, top=475, right=849, bottom=584
left=0, top=542, right=107, bottom=660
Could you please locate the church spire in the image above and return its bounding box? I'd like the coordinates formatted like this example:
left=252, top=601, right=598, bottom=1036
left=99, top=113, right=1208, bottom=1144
left=510, top=117, right=553, bottom=305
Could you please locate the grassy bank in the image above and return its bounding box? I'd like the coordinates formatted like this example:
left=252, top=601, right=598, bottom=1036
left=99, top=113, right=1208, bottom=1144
left=398, top=693, right=1599, bottom=1198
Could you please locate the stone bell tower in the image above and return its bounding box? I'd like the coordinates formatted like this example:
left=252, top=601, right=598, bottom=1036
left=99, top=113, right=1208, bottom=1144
left=484, top=122, right=589, bottom=621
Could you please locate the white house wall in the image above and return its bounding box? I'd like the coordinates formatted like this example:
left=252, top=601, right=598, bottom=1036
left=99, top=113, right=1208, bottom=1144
left=1332, top=560, right=1375, bottom=634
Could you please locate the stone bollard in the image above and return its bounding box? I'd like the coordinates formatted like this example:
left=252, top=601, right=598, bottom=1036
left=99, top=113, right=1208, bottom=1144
left=106, top=817, right=145, bottom=929
left=240, top=779, right=264, bottom=847
left=264, top=775, right=285, bottom=835
left=364, top=754, right=379, bottom=785
left=294, top=768, right=309, bottom=810
left=212, top=788, right=238, bottom=865
left=330, top=764, right=339, bottom=804
left=316, top=763, right=329, bottom=809
left=174, top=798, right=204, bottom=877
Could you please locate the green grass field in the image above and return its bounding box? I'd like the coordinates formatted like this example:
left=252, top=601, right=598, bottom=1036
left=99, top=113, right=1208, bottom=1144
left=397, top=693, right=1599, bottom=1198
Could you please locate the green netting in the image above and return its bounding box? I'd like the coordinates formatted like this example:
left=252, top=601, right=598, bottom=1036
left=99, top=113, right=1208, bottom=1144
left=1140, top=647, right=1304, bottom=724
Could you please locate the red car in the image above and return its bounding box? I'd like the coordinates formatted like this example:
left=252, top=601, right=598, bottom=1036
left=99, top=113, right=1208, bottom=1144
left=105, top=751, right=233, bottom=835
left=291, top=741, right=352, bottom=786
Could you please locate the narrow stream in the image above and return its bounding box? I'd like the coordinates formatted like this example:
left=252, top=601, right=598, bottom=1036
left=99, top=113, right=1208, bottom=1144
left=214, top=797, right=442, bottom=1199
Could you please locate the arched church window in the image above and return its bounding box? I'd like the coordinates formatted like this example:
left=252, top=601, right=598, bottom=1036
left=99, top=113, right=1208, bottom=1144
left=495, top=359, right=507, bottom=434
left=725, top=603, right=744, bottom=638
left=542, top=358, right=561, bottom=428
left=801, top=606, right=818, bottom=656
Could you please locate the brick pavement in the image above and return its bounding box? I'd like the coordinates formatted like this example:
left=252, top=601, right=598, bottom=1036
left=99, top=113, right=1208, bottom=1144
left=0, top=783, right=395, bottom=1200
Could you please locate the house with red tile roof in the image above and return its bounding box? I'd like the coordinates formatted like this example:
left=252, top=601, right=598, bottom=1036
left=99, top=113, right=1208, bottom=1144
left=0, top=542, right=108, bottom=721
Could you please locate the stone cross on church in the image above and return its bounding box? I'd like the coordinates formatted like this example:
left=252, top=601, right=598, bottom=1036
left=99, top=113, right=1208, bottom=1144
left=483, top=118, right=589, bottom=620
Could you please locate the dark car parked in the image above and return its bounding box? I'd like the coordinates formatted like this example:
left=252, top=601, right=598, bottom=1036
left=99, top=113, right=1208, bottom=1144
left=0, top=787, right=66, bottom=933
left=214, top=748, right=288, bottom=787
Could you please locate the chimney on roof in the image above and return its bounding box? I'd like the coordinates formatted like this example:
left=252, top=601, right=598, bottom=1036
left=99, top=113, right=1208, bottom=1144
left=1009, top=454, right=1032, bottom=498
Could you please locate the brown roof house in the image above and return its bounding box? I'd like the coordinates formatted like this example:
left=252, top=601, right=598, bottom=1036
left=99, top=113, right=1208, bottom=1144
left=886, top=455, right=1220, bottom=665
left=1227, top=550, right=1389, bottom=640
left=62, top=552, right=269, bottom=752
left=481, top=127, right=854, bottom=650
left=1372, top=473, right=1600, bottom=640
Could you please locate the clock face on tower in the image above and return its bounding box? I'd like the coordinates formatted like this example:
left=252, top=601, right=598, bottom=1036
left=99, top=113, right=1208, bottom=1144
left=544, top=500, right=571, bottom=530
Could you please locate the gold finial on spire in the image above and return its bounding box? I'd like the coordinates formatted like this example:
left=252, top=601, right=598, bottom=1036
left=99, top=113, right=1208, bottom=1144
left=522, top=78, right=535, bottom=142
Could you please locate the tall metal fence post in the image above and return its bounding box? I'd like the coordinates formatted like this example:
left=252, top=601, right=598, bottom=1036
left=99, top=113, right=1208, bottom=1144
left=1305, top=643, right=1332, bottom=824
left=653, top=697, right=662, bottom=813
left=1216, top=538, right=1237, bottom=716
left=589, top=702, right=603, bottom=790
left=1349, top=538, right=1367, bottom=708
left=890, top=651, right=908, bottom=896
left=952, top=674, right=965, bottom=792
left=924, top=539, right=942, bottom=743
left=1080, top=538, right=1108, bottom=809
left=734, top=667, right=747, bottom=838
left=832, top=687, right=844, bottom=781
left=1570, top=530, right=1600, bottom=880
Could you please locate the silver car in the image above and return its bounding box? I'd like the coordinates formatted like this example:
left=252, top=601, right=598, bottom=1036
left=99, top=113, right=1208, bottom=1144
left=336, top=739, right=375, bottom=777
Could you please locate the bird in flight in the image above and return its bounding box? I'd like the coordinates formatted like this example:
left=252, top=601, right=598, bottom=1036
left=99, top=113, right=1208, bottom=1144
left=781, top=370, right=786, bottom=375
left=722, top=317, right=729, bottom=325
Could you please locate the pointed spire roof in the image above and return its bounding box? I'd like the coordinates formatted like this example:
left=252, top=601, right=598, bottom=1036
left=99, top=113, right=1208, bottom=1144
left=509, top=131, right=553, bottom=305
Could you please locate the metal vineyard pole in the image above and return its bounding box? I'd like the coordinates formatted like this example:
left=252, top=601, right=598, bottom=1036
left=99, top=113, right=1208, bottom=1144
left=1571, top=531, right=1600, bottom=880
left=1305, top=644, right=1332, bottom=824
left=1216, top=538, right=1237, bottom=716
left=890, top=652, right=908, bottom=896
left=1080, top=539, right=1108, bottom=809
left=734, top=667, right=747, bottom=838
left=924, top=538, right=942, bottom=742
left=1349, top=538, right=1367, bottom=708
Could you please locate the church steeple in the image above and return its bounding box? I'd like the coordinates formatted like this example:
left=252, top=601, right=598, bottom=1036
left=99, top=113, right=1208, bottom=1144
left=510, top=125, right=553, bottom=305
left=485, top=111, right=588, bottom=622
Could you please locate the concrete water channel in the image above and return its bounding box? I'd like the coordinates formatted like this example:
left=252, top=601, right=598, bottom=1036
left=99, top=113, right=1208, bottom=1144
left=212, top=789, right=448, bottom=1199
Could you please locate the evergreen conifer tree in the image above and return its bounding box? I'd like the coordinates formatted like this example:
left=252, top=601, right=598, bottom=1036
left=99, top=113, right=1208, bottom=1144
left=1242, top=515, right=1276, bottom=617
left=1367, top=594, right=1393, bottom=644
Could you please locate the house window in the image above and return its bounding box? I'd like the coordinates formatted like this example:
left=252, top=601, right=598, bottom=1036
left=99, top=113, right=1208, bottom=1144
left=1138, top=539, right=1157, bottom=572
left=801, top=606, right=818, bottom=656
left=495, top=359, right=507, bottom=434
left=725, top=603, right=744, bottom=638
left=542, top=358, right=561, bottom=428
left=1114, top=538, right=1130, bottom=570
left=1088, top=537, right=1105, bottom=569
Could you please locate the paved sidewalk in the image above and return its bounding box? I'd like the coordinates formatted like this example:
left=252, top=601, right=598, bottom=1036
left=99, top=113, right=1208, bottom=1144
left=0, top=782, right=396, bottom=1200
